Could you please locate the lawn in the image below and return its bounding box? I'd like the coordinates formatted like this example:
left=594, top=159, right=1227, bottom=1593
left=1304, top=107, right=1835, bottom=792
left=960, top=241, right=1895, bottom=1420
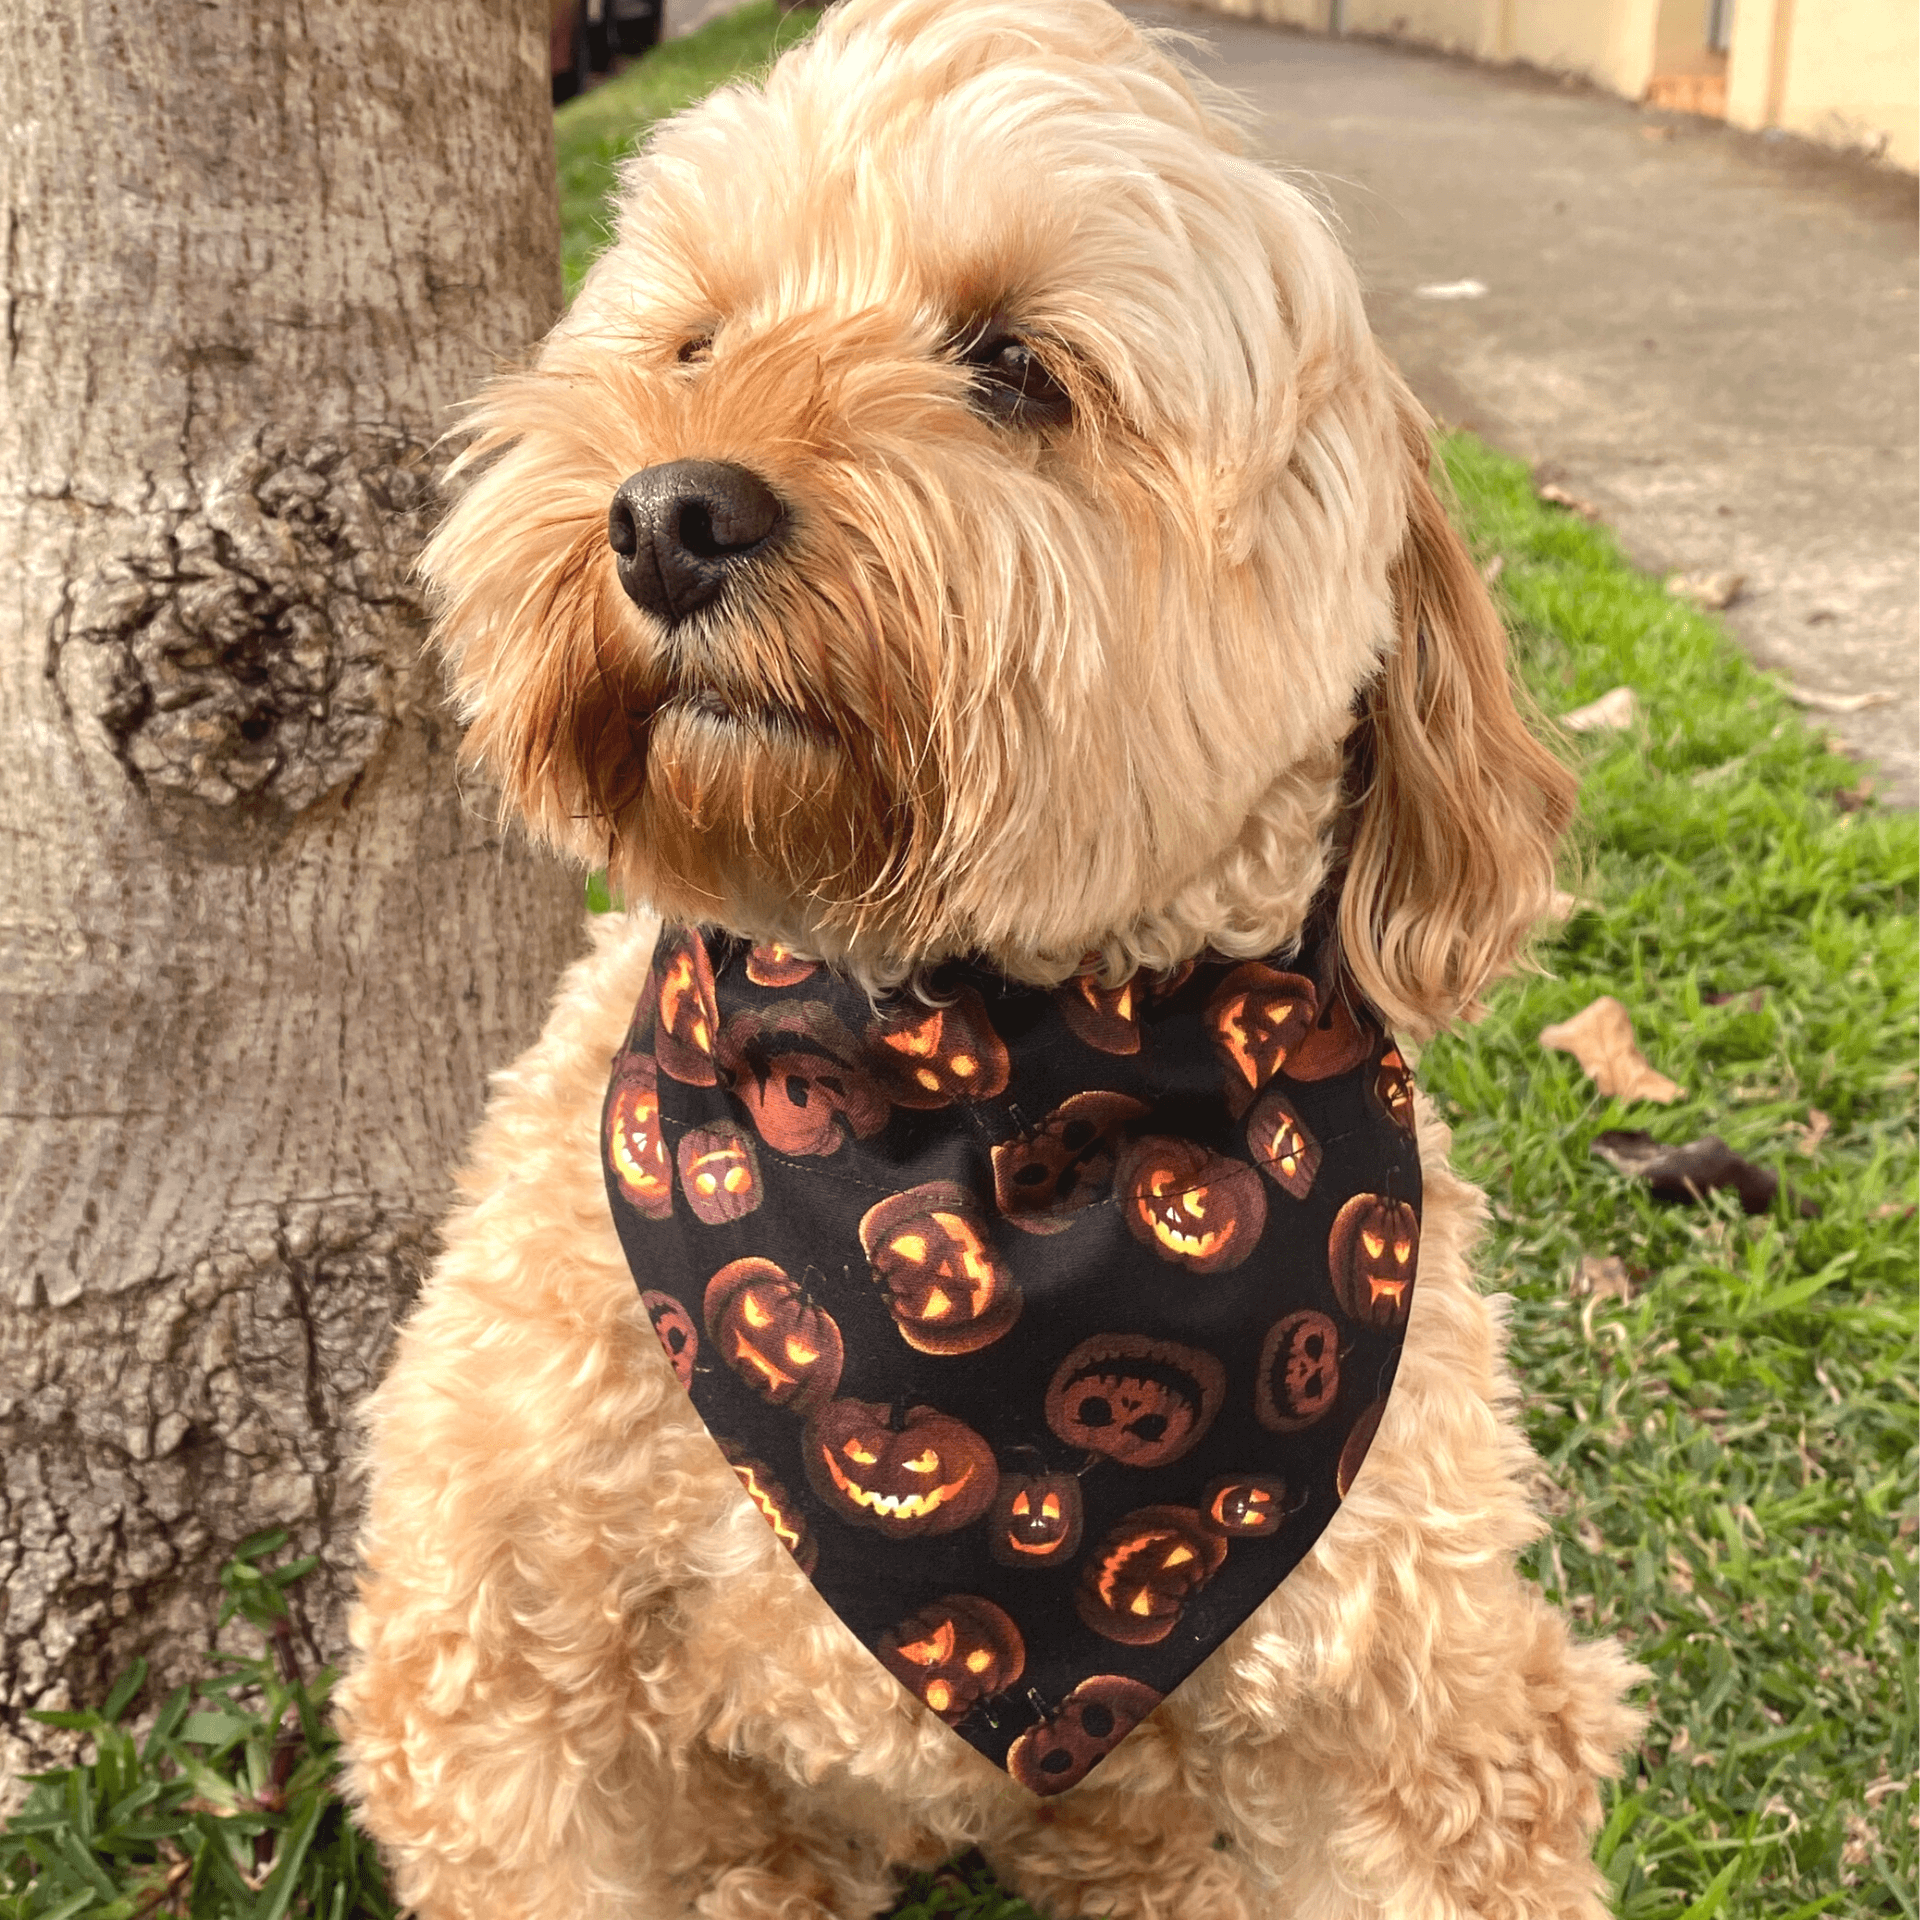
left=4, top=8, right=1911, bottom=1918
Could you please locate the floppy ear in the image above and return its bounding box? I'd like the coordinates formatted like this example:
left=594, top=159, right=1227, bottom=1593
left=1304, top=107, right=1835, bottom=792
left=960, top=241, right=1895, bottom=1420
left=1337, top=389, right=1577, bottom=1038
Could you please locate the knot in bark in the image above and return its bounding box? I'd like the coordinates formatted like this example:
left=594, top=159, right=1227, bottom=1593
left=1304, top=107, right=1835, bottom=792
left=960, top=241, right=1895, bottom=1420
left=65, top=430, right=437, bottom=812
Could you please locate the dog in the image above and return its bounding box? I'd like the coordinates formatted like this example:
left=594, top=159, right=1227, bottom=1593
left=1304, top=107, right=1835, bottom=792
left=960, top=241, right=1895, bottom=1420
left=335, top=0, right=1643, bottom=1913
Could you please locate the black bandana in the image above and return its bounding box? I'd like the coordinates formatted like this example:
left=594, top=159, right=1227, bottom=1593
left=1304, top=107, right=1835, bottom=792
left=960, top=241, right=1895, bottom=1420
left=602, top=926, right=1420, bottom=1795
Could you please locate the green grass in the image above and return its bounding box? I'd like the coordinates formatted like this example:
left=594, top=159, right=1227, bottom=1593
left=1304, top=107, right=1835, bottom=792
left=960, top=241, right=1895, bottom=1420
left=7, top=14, right=1909, bottom=1919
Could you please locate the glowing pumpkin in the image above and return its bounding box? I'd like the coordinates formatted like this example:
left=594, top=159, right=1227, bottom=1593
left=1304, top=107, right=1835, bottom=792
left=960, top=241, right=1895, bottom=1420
left=605, top=1056, right=672, bottom=1221
left=858, top=1182, right=1022, bottom=1355
left=702, top=1258, right=844, bottom=1413
left=1328, top=1193, right=1419, bottom=1329
left=869, top=987, right=1010, bottom=1108
left=675, top=1121, right=762, bottom=1225
left=801, top=1399, right=998, bottom=1538
left=1075, top=1505, right=1227, bottom=1646
left=877, top=1594, right=1024, bottom=1726
left=1114, top=1136, right=1267, bottom=1273
left=988, top=1471, right=1085, bottom=1568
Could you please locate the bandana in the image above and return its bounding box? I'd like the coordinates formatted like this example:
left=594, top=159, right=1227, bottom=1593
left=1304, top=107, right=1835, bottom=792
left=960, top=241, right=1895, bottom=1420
left=602, top=925, right=1420, bottom=1795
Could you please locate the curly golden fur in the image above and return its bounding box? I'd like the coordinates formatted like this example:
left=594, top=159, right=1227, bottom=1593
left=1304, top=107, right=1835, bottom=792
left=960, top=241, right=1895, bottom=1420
left=336, top=0, right=1640, bottom=1911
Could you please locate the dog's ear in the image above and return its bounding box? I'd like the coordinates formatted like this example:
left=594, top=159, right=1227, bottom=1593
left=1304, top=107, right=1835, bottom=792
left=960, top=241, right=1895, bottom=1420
left=1336, top=391, right=1576, bottom=1038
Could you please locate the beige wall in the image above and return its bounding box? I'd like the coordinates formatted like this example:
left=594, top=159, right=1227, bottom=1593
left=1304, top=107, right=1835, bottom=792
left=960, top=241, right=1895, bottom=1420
left=1189, top=0, right=1917, bottom=172
left=1728, top=0, right=1918, bottom=169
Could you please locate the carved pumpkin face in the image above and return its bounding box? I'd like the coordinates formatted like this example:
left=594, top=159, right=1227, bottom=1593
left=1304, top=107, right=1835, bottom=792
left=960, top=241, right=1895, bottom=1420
left=1114, top=1136, right=1267, bottom=1273
left=1076, top=1505, right=1228, bottom=1645
left=652, top=931, right=720, bottom=1086
left=858, top=1183, right=1023, bottom=1355
left=1283, top=986, right=1375, bottom=1083
left=1255, top=1309, right=1342, bottom=1433
left=1056, top=972, right=1143, bottom=1055
left=1200, top=1474, right=1289, bottom=1539
left=675, top=1122, right=762, bottom=1225
left=988, top=1472, right=1085, bottom=1568
left=1336, top=1398, right=1386, bottom=1500
left=1206, top=964, right=1316, bottom=1111
left=1045, top=1334, right=1226, bottom=1469
left=1245, top=1087, right=1322, bottom=1200
left=803, top=1400, right=998, bottom=1537
left=1006, top=1675, right=1162, bottom=1795
left=718, top=1002, right=890, bottom=1157
left=870, top=988, right=1011, bottom=1108
left=745, top=942, right=818, bottom=988
left=703, top=1258, right=844, bottom=1413
left=877, top=1594, right=1025, bottom=1725
left=990, top=1091, right=1149, bottom=1235
left=606, top=1057, right=673, bottom=1220
left=720, top=1442, right=818, bottom=1575
left=1328, top=1193, right=1419, bottom=1328
left=639, top=1290, right=698, bottom=1388
left=1374, top=1046, right=1416, bottom=1134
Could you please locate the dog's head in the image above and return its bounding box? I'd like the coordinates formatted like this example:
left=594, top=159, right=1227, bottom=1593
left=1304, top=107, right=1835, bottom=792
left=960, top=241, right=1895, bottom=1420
left=427, top=0, right=1571, bottom=1033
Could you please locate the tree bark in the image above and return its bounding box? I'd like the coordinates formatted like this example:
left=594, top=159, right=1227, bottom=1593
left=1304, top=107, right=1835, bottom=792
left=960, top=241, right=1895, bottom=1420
left=0, top=0, right=579, bottom=1778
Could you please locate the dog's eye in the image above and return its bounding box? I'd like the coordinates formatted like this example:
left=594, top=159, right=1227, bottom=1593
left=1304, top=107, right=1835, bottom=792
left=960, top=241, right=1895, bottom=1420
left=676, top=335, right=714, bottom=365
left=961, top=335, right=1072, bottom=429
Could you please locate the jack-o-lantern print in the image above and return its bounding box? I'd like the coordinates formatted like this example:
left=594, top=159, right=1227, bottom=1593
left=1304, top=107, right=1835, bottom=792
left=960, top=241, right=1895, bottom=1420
left=653, top=931, right=720, bottom=1086
left=1006, top=1675, right=1162, bottom=1795
left=675, top=1122, right=763, bottom=1226
left=803, top=1400, right=999, bottom=1538
left=1056, top=971, right=1144, bottom=1055
left=1336, top=1398, right=1386, bottom=1500
left=717, top=1003, right=890, bottom=1157
left=720, top=1441, right=819, bottom=1576
left=1373, top=1046, right=1417, bottom=1135
left=1205, top=964, right=1316, bottom=1112
left=877, top=1594, right=1025, bottom=1726
left=1076, top=1505, right=1228, bottom=1646
left=1045, top=1334, right=1226, bottom=1469
left=1200, top=1474, right=1289, bottom=1539
left=745, top=942, right=818, bottom=988
left=1244, top=1087, right=1322, bottom=1200
left=1114, top=1136, right=1267, bottom=1273
left=703, top=1258, right=844, bottom=1413
left=1254, top=1309, right=1342, bottom=1433
left=859, top=1183, right=1023, bottom=1355
left=988, top=1471, right=1085, bottom=1568
left=990, top=1091, right=1149, bottom=1235
left=1328, top=1193, right=1419, bottom=1329
left=606, top=1056, right=673, bottom=1221
left=1283, top=985, right=1376, bottom=1083
left=870, top=988, right=1011, bottom=1108
left=640, top=1290, right=698, bottom=1388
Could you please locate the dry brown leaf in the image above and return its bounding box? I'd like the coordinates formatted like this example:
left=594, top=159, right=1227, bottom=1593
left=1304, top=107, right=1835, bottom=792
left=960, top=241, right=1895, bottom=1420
left=1704, top=987, right=1767, bottom=1011
left=1785, top=683, right=1896, bottom=714
left=1538, top=482, right=1600, bottom=520
left=1569, top=1254, right=1633, bottom=1302
left=1793, top=1109, right=1832, bottom=1158
left=1481, top=553, right=1506, bottom=585
left=1540, top=996, right=1684, bottom=1103
left=1667, top=568, right=1745, bottom=609
left=1561, top=686, right=1639, bottom=733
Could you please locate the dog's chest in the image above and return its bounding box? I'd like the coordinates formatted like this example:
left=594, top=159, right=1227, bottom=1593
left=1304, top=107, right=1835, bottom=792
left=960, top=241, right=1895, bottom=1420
left=603, top=927, right=1421, bottom=1794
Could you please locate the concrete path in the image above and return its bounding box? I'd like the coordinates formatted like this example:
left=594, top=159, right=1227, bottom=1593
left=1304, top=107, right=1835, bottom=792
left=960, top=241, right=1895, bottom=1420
left=1129, top=6, right=1918, bottom=802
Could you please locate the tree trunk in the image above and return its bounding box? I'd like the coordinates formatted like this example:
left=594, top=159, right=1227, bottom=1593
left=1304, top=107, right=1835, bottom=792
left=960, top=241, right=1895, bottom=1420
left=0, top=0, right=579, bottom=1779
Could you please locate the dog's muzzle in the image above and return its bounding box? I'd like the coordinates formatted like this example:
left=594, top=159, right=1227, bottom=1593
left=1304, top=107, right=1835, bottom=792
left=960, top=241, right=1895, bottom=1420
left=608, top=460, right=787, bottom=627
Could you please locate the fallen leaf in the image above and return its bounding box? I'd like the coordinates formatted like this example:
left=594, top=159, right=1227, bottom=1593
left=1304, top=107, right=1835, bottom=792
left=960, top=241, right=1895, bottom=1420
left=1560, top=685, right=1638, bottom=733
left=1570, top=1254, right=1633, bottom=1302
left=1481, top=553, right=1505, bottom=585
left=1785, top=683, right=1896, bottom=713
left=1833, top=777, right=1877, bottom=813
left=1792, top=1109, right=1832, bottom=1157
left=1540, top=997, right=1683, bottom=1103
left=1590, top=1130, right=1815, bottom=1216
left=1538, top=482, right=1600, bottom=520
left=1416, top=278, right=1488, bottom=300
left=1703, top=987, right=1767, bottom=1011
left=1667, top=568, right=1745, bottom=609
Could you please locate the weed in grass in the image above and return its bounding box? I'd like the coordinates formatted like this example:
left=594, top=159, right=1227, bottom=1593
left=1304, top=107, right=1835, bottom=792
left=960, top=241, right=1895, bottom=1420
left=0, top=1533, right=395, bottom=1920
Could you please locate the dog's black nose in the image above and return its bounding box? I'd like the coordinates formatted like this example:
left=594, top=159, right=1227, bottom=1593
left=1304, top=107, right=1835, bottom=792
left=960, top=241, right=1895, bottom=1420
left=608, top=460, right=786, bottom=625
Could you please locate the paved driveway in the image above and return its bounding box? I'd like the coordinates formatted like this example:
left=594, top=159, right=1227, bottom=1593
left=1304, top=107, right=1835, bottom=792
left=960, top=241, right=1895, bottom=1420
left=1131, top=5, right=1918, bottom=801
